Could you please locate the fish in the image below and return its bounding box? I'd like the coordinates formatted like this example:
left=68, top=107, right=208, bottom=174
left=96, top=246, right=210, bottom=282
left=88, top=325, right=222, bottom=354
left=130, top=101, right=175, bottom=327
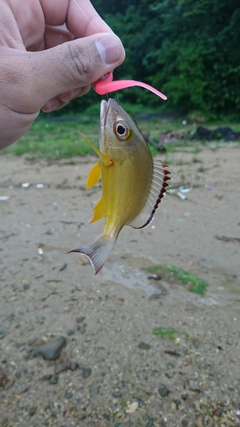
left=69, top=99, right=171, bottom=274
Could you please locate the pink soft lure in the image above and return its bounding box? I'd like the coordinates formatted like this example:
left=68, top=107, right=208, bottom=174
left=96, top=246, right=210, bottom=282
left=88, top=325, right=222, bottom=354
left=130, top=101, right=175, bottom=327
left=92, top=72, right=167, bottom=100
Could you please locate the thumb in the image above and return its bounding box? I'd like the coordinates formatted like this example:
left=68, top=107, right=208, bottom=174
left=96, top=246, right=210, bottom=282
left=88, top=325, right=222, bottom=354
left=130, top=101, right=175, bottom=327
left=41, top=33, right=125, bottom=97
left=5, top=33, right=125, bottom=114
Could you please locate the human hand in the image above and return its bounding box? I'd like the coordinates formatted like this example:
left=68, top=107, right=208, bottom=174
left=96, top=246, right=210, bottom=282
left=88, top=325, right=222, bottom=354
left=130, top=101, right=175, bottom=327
left=0, top=0, right=125, bottom=148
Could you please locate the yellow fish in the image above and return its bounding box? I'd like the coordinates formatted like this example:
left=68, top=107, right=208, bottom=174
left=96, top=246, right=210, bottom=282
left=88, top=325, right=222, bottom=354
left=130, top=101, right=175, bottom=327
left=69, top=99, right=171, bottom=274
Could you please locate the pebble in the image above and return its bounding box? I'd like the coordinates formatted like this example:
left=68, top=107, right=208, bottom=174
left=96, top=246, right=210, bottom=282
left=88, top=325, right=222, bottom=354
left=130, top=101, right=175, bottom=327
left=126, top=401, right=138, bottom=413
left=148, top=274, right=162, bottom=280
left=49, top=375, right=59, bottom=385
left=158, top=384, right=170, bottom=397
left=147, top=417, right=154, bottom=427
left=189, top=380, right=200, bottom=392
left=71, top=362, right=78, bottom=371
left=112, top=390, right=123, bottom=398
left=82, top=368, right=92, bottom=379
left=67, top=329, right=75, bottom=336
left=90, top=385, right=101, bottom=397
left=28, top=406, right=37, bottom=416
left=76, top=316, right=85, bottom=323
left=149, top=293, right=162, bottom=300
left=64, top=391, right=73, bottom=399
left=15, top=342, right=23, bottom=349
left=32, top=336, right=67, bottom=360
left=138, top=342, right=151, bottom=350
left=23, top=284, right=30, bottom=290
left=0, top=329, right=6, bottom=340
left=15, top=372, right=22, bottom=379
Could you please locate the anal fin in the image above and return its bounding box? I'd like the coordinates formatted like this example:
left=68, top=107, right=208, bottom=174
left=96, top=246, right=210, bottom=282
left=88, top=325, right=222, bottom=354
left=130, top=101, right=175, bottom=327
left=89, top=198, right=104, bottom=223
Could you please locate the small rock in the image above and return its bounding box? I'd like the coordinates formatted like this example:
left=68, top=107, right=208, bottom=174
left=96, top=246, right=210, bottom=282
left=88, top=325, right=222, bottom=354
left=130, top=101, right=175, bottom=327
left=90, top=385, right=100, bottom=397
left=23, top=284, right=30, bottom=290
left=42, top=374, right=52, bottom=381
left=49, top=375, right=58, bottom=385
left=82, top=368, right=92, bottom=379
left=189, top=380, right=200, bottom=392
left=67, top=329, right=75, bottom=336
left=147, top=417, right=154, bottom=427
left=70, top=362, right=78, bottom=371
left=64, top=391, right=73, bottom=399
left=76, top=316, right=85, bottom=323
left=148, top=274, right=162, bottom=280
left=126, top=401, right=138, bottom=413
left=149, top=293, right=161, bottom=300
left=15, top=342, right=23, bottom=349
left=181, top=393, right=189, bottom=401
left=15, top=372, right=22, bottom=379
left=0, top=329, right=6, bottom=340
left=158, top=384, right=170, bottom=397
left=138, top=342, right=151, bottom=350
left=112, top=390, right=123, bottom=398
left=32, top=336, right=67, bottom=360
left=28, top=406, right=37, bottom=416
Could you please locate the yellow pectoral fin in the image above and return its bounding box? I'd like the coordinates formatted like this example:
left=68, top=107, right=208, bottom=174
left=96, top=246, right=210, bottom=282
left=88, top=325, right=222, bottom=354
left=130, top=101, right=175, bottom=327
left=86, top=162, right=101, bottom=189
left=89, top=198, right=104, bottom=223
left=79, top=132, right=113, bottom=167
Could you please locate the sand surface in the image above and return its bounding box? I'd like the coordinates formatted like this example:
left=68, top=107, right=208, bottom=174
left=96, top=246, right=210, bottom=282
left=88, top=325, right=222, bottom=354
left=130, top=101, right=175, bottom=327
left=0, top=143, right=239, bottom=426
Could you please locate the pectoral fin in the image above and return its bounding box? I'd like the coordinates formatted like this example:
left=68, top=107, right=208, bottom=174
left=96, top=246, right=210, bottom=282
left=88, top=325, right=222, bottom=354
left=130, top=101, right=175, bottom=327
left=79, top=132, right=113, bottom=166
left=89, top=198, right=104, bottom=223
left=86, top=162, right=101, bottom=189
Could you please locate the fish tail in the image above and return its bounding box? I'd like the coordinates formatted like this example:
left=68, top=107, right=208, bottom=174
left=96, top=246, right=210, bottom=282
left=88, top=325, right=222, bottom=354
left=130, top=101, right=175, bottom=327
left=68, top=234, right=116, bottom=274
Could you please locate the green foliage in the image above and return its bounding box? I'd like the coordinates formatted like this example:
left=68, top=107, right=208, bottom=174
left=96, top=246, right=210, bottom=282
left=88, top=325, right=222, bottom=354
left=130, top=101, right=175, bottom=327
left=81, top=0, right=240, bottom=118
left=1, top=120, right=99, bottom=159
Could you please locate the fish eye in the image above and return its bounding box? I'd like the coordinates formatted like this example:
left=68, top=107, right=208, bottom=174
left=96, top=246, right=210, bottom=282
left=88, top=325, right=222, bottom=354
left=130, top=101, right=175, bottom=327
left=114, top=121, right=131, bottom=140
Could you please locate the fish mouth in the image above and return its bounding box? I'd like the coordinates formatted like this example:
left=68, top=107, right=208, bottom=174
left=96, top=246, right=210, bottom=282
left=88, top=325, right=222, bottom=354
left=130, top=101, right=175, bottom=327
left=100, top=100, right=109, bottom=127
left=100, top=99, right=120, bottom=151
left=100, top=98, right=119, bottom=126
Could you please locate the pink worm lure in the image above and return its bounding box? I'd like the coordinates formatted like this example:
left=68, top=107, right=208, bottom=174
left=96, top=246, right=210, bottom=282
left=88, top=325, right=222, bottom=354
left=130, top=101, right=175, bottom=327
left=92, top=72, right=167, bottom=100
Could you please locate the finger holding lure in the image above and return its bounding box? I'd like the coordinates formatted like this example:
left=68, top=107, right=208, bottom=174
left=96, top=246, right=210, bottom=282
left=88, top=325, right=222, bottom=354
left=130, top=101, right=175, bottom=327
left=68, top=98, right=171, bottom=274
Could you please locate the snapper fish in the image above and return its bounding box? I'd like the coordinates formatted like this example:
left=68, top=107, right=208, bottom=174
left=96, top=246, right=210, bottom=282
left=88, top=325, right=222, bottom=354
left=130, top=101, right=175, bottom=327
left=69, top=99, right=171, bottom=274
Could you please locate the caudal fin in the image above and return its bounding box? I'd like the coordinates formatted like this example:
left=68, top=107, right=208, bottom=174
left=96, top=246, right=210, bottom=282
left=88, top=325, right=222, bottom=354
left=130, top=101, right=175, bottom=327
left=68, top=234, right=116, bottom=274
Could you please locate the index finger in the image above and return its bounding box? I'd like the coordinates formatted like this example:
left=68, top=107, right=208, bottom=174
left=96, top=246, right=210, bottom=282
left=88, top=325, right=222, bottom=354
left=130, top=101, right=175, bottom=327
left=40, top=0, right=113, bottom=37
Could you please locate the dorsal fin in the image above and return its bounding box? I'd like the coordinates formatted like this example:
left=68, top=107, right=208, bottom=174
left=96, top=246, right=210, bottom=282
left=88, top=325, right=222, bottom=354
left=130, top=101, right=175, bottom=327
left=128, top=161, right=171, bottom=229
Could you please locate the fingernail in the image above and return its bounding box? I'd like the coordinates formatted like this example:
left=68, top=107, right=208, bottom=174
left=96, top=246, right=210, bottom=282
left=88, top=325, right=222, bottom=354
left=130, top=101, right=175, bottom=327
left=42, top=98, right=60, bottom=112
left=59, top=89, right=81, bottom=102
left=95, top=35, right=124, bottom=65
